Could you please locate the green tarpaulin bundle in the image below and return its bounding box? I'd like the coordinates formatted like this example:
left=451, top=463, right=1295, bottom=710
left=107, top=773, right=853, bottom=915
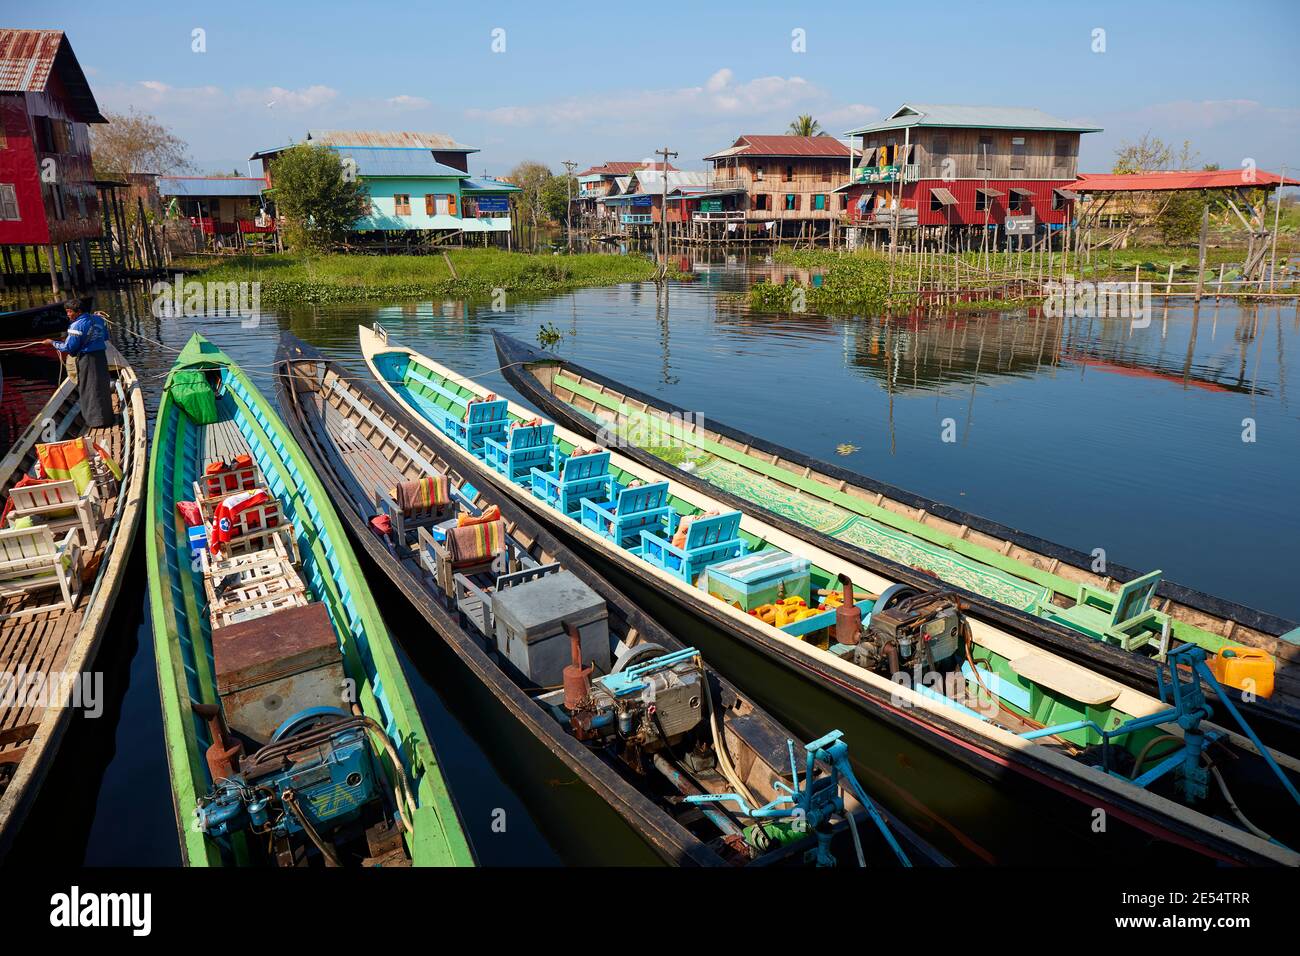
left=169, top=369, right=218, bottom=424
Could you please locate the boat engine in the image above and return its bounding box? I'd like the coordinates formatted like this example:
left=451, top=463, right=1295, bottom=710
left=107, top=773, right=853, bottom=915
left=194, top=706, right=385, bottom=861
left=852, top=586, right=965, bottom=676
left=567, top=634, right=705, bottom=760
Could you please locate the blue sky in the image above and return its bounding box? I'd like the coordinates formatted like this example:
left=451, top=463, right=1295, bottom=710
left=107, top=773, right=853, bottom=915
left=22, top=0, right=1300, bottom=177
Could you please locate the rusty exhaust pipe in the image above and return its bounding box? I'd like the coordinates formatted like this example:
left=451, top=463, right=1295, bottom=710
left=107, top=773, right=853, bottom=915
left=835, top=573, right=863, bottom=646
left=194, top=702, right=243, bottom=780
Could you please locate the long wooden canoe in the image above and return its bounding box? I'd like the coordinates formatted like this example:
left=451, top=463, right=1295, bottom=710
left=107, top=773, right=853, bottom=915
left=0, top=302, right=68, bottom=341
left=147, top=333, right=473, bottom=867
left=493, top=330, right=1300, bottom=739
left=277, top=334, right=945, bottom=867
left=362, top=323, right=1300, bottom=867
left=0, top=344, right=147, bottom=860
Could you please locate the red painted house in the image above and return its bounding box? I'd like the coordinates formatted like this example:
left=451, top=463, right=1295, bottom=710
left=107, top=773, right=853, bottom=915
left=841, top=104, right=1100, bottom=245
left=0, top=29, right=106, bottom=255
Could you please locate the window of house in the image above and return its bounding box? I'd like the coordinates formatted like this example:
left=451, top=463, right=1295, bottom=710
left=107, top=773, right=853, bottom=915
left=1054, top=137, right=1071, bottom=169
left=394, top=194, right=411, bottom=216
left=930, top=191, right=944, bottom=212
left=975, top=190, right=989, bottom=212
left=0, top=183, right=18, bottom=220
left=1010, top=137, right=1026, bottom=170
left=784, top=165, right=794, bottom=182
left=754, top=194, right=770, bottom=210
left=930, top=136, right=948, bottom=176
left=813, top=194, right=826, bottom=210
left=49, top=183, right=66, bottom=220
left=784, top=194, right=798, bottom=211
left=425, top=194, right=437, bottom=215
left=1052, top=190, right=1068, bottom=211
left=839, top=194, right=849, bottom=211
left=1008, top=191, right=1022, bottom=211
left=977, top=135, right=994, bottom=171
left=447, top=194, right=457, bottom=217
left=755, top=166, right=764, bottom=181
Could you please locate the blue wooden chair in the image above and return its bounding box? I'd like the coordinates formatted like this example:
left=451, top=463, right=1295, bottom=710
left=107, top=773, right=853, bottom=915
left=580, top=480, right=672, bottom=548
left=530, top=450, right=611, bottom=516
left=639, top=510, right=746, bottom=587
left=484, top=423, right=556, bottom=483
left=446, top=399, right=509, bottom=456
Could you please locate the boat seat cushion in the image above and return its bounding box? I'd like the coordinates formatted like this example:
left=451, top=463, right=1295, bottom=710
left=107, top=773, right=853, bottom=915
left=393, top=475, right=451, bottom=516
left=447, top=518, right=505, bottom=567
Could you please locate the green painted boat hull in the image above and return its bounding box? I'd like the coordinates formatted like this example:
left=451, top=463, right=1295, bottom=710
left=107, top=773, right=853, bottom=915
left=146, top=333, right=473, bottom=867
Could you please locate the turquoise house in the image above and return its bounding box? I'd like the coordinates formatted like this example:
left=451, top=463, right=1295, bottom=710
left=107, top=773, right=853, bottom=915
left=251, top=130, right=519, bottom=240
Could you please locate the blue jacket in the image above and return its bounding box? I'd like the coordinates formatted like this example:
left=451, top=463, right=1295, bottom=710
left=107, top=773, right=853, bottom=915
left=54, top=312, right=109, bottom=356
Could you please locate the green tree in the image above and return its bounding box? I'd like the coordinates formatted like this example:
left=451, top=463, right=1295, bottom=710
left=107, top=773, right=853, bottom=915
left=508, top=161, right=553, bottom=232
left=541, top=174, right=573, bottom=223
left=788, top=115, right=822, bottom=137
left=268, top=144, right=370, bottom=251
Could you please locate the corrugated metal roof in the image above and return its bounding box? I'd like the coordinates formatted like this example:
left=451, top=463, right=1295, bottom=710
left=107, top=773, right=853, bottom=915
left=307, top=130, right=479, bottom=152
left=632, top=169, right=710, bottom=192
left=158, top=177, right=268, bottom=198
left=846, top=104, right=1101, bottom=136
left=461, top=176, right=521, bottom=192
left=1067, top=169, right=1300, bottom=192
left=0, top=29, right=105, bottom=122
left=576, top=160, right=677, bottom=177
left=332, top=147, right=470, bottom=178
left=704, top=135, right=853, bottom=160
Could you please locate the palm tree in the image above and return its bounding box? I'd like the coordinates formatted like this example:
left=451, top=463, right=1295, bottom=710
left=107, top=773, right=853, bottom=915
left=788, top=115, right=822, bottom=137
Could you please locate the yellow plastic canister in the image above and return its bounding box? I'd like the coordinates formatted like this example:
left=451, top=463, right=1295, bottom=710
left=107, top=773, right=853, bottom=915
left=1208, top=647, right=1275, bottom=698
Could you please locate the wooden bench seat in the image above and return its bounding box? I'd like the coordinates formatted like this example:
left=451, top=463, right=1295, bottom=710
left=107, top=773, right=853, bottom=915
left=0, top=525, right=83, bottom=622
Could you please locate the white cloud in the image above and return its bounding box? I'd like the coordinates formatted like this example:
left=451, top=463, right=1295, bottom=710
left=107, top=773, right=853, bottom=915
left=100, top=80, right=337, bottom=114
left=464, top=68, right=838, bottom=128
left=387, top=94, right=431, bottom=110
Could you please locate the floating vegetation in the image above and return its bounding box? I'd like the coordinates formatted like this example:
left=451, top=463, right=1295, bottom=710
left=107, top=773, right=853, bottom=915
left=537, top=322, right=564, bottom=349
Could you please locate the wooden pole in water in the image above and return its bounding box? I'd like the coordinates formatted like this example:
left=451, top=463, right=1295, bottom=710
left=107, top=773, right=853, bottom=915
left=1269, top=167, right=1285, bottom=293
left=1195, top=204, right=1209, bottom=302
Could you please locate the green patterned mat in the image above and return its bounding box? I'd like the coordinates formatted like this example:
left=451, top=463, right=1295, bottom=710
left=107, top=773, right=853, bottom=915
left=695, top=458, right=1047, bottom=612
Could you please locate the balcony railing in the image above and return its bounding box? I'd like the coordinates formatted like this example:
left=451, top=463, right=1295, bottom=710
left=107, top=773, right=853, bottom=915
left=704, top=177, right=749, bottom=193
left=693, top=211, right=746, bottom=222
left=621, top=213, right=653, bottom=225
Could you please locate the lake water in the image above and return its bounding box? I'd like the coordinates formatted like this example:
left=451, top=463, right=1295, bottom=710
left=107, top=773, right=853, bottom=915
left=4, top=254, right=1295, bottom=866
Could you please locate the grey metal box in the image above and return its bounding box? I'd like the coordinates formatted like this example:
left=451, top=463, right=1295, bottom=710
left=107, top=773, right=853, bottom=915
left=492, top=569, right=610, bottom=686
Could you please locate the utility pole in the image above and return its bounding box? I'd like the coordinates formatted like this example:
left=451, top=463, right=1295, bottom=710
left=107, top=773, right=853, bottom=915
left=562, top=160, right=577, bottom=253
left=656, top=146, right=678, bottom=275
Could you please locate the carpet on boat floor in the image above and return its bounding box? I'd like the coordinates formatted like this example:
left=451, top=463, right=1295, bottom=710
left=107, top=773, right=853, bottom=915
left=693, top=458, right=1047, bottom=612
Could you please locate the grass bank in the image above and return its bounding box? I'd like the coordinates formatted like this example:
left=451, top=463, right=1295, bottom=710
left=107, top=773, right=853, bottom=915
left=174, top=249, right=665, bottom=305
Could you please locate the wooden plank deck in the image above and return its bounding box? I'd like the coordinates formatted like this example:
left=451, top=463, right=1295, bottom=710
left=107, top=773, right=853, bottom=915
left=0, top=404, right=123, bottom=760
left=199, top=411, right=251, bottom=468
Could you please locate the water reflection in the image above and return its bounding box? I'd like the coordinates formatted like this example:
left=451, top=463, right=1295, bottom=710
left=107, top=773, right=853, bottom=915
left=4, top=251, right=1296, bottom=867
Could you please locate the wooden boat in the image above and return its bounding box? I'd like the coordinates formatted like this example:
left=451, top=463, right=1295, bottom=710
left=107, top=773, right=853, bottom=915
left=493, top=331, right=1300, bottom=740
left=0, top=302, right=68, bottom=340
left=147, top=333, right=474, bottom=867
left=277, top=334, right=944, bottom=867
left=0, top=344, right=147, bottom=859
left=361, top=322, right=1300, bottom=867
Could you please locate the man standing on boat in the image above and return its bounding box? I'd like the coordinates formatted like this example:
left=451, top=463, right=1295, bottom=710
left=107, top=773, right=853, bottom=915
left=46, top=300, right=115, bottom=428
